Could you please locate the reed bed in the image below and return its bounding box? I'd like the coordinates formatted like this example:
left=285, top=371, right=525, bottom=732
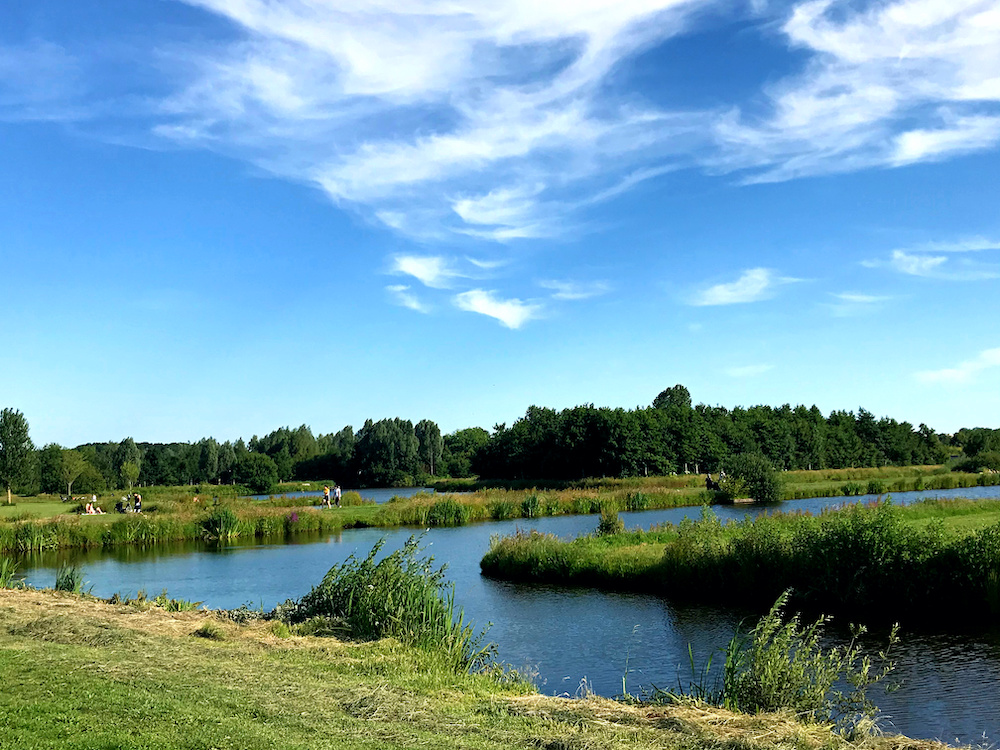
left=481, top=498, right=1000, bottom=623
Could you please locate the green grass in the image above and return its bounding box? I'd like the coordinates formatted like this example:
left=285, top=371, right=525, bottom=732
left=0, top=587, right=949, bottom=750
left=481, top=497, right=1000, bottom=624
left=4, top=464, right=999, bottom=553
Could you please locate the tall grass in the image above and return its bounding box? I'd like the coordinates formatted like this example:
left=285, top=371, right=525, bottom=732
left=664, top=592, right=898, bottom=738
left=0, top=557, right=19, bottom=588
left=278, top=536, right=493, bottom=673
left=482, top=498, right=1000, bottom=622
left=54, top=564, right=84, bottom=593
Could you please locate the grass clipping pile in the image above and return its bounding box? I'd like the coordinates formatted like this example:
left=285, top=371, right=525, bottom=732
left=0, top=587, right=959, bottom=750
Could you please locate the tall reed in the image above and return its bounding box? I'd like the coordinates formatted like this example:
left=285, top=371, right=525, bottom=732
left=279, top=536, right=493, bottom=673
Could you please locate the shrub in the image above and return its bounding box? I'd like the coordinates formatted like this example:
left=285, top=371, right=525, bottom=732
left=596, top=510, right=625, bottom=536
left=725, top=454, right=782, bottom=504
left=193, top=621, right=225, bottom=640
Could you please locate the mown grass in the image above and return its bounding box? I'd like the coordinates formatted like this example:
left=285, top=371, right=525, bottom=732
left=481, top=497, right=1000, bottom=624
left=0, top=587, right=958, bottom=750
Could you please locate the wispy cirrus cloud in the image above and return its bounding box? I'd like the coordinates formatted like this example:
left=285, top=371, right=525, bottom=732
left=916, top=347, right=1000, bottom=384
left=385, top=285, right=430, bottom=313
left=826, top=291, right=892, bottom=316
left=863, top=237, right=1000, bottom=280
left=454, top=289, right=543, bottom=329
left=11, top=0, right=1000, bottom=245
left=690, top=268, right=798, bottom=306
left=538, top=279, right=611, bottom=301
left=390, top=255, right=463, bottom=288
left=714, top=0, right=1000, bottom=181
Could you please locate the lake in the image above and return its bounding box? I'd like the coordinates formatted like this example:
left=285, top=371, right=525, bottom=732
left=17, top=485, right=1000, bottom=745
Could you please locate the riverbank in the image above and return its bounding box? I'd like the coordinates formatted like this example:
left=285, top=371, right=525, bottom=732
left=480, top=497, right=1000, bottom=625
left=0, top=587, right=958, bottom=750
left=3, top=465, right=999, bottom=553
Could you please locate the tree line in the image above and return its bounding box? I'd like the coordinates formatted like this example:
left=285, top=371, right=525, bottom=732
left=0, top=388, right=991, bottom=498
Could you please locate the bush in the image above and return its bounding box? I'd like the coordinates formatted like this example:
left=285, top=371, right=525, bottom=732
left=234, top=453, right=279, bottom=494
left=596, top=510, right=625, bottom=536
left=724, top=454, right=782, bottom=504
left=280, top=536, right=492, bottom=672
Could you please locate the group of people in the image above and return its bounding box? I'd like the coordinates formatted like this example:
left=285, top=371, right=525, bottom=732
left=84, top=495, right=105, bottom=514
left=115, top=493, right=142, bottom=514
left=322, top=484, right=342, bottom=508
left=704, top=469, right=727, bottom=492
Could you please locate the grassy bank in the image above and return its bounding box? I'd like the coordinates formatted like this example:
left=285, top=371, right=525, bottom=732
left=3, top=465, right=999, bottom=553
left=0, top=586, right=958, bottom=750
left=480, top=497, right=1000, bottom=624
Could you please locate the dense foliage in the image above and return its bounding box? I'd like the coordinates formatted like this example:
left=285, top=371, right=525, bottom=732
left=474, top=385, right=951, bottom=480
left=0, top=383, right=987, bottom=494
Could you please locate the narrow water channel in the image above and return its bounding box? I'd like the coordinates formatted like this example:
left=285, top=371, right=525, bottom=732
left=16, top=486, right=1000, bottom=745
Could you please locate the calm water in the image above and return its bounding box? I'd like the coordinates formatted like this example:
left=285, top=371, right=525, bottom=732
left=17, top=486, right=1000, bottom=745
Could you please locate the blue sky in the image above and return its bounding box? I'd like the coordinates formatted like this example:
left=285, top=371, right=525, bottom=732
left=2, top=0, right=999, bottom=447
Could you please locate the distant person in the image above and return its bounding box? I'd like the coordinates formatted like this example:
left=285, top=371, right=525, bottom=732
left=322, top=485, right=331, bottom=508
left=85, top=502, right=94, bottom=515
left=334, top=485, right=341, bottom=508
left=133, top=493, right=142, bottom=513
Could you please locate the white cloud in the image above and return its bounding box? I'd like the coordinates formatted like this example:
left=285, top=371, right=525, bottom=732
left=863, top=239, right=1000, bottom=280
left=385, top=285, right=430, bottom=313
left=14, top=0, right=1000, bottom=242
left=916, top=347, right=1000, bottom=384
left=390, top=255, right=461, bottom=288
left=826, top=291, right=892, bottom=316
left=691, top=268, right=783, bottom=306
left=714, top=0, right=1000, bottom=181
left=725, top=364, right=774, bottom=377
left=453, top=289, right=542, bottom=329
left=538, top=279, right=611, bottom=301
left=889, top=250, right=948, bottom=277
left=152, top=0, right=709, bottom=240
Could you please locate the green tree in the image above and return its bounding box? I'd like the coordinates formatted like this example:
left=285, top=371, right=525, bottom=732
left=414, top=419, right=443, bottom=476
left=38, top=443, right=65, bottom=494
left=235, top=453, right=279, bottom=494
left=120, top=461, right=140, bottom=493
left=60, top=449, right=88, bottom=497
left=723, top=452, right=783, bottom=504
left=115, top=437, right=142, bottom=487
left=0, top=408, right=35, bottom=504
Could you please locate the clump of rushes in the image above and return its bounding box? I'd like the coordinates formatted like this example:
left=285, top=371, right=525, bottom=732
left=201, top=506, right=239, bottom=541
left=596, top=510, right=625, bottom=536
left=0, top=557, right=20, bottom=588
left=278, top=536, right=493, bottom=673
left=54, top=564, right=84, bottom=593
left=664, top=591, right=899, bottom=739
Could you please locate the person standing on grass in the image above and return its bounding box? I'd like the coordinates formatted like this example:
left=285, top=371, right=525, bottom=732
left=334, top=485, right=341, bottom=508
left=323, top=485, right=331, bottom=508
